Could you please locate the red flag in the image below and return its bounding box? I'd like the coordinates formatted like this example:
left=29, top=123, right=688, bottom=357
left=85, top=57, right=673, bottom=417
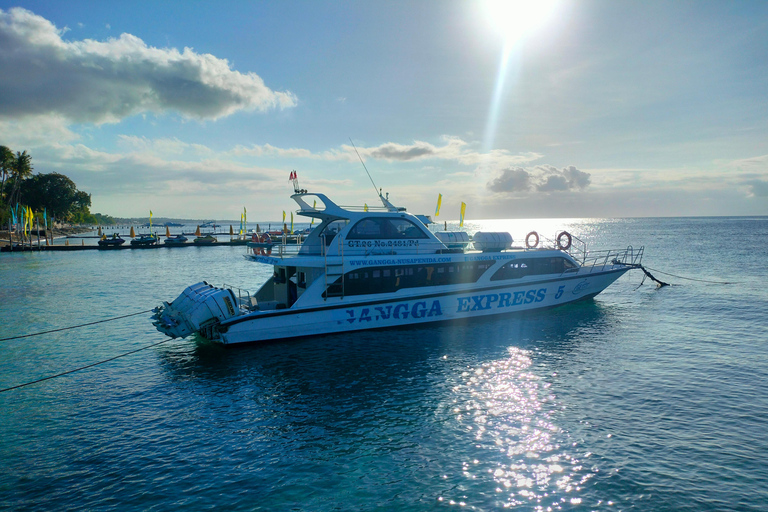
left=289, top=171, right=297, bottom=181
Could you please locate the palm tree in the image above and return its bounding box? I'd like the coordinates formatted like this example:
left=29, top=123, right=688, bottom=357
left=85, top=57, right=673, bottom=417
left=0, top=145, right=14, bottom=204
left=8, top=150, right=33, bottom=206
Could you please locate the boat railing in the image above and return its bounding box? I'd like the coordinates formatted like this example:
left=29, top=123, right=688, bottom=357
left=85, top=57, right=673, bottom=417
left=579, top=246, right=644, bottom=272
left=221, top=283, right=252, bottom=310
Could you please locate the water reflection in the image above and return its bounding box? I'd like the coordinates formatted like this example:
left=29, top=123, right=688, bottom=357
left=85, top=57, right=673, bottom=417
left=438, top=344, right=593, bottom=509
left=149, top=300, right=620, bottom=508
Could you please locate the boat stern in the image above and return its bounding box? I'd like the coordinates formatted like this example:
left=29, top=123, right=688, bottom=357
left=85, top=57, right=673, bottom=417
left=152, top=281, right=242, bottom=339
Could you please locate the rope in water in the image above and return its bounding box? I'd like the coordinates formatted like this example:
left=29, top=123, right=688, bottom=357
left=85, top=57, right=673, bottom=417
left=643, top=266, right=737, bottom=285
left=0, top=338, right=174, bottom=393
left=0, top=309, right=154, bottom=342
left=621, top=263, right=670, bottom=287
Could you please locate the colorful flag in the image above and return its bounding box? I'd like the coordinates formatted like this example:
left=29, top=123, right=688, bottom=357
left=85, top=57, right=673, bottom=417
left=435, top=193, right=442, bottom=217
left=364, top=203, right=368, bottom=212
left=459, top=202, right=466, bottom=228
left=290, top=212, right=294, bottom=234
left=282, top=210, right=286, bottom=222
left=310, top=200, right=316, bottom=226
left=43, top=208, right=47, bottom=229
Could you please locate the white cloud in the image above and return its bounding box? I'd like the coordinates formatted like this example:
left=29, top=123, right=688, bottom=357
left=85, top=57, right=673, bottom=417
left=0, top=7, right=297, bottom=124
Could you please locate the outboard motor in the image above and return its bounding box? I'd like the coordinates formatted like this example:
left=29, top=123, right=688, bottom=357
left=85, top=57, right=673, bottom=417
left=152, top=282, right=240, bottom=339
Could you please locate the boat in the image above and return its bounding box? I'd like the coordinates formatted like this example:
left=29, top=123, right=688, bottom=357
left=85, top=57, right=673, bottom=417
left=193, top=234, right=217, bottom=245
left=130, top=233, right=157, bottom=247
left=98, top=233, right=125, bottom=248
left=164, top=234, right=188, bottom=246
left=153, top=188, right=645, bottom=345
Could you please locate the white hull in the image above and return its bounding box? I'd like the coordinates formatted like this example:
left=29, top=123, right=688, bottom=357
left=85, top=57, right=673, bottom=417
left=216, top=267, right=628, bottom=345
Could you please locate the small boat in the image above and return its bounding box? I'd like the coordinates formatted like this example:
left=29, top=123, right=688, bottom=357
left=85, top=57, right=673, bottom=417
left=130, top=234, right=158, bottom=247
left=193, top=234, right=217, bottom=245
left=164, top=235, right=188, bottom=246
left=98, top=233, right=125, bottom=248
left=153, top=184, right=648, bottom=346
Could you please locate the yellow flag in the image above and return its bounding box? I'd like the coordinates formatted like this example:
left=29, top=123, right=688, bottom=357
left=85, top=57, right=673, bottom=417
left=435, top=193, right=442, bottom=217
left=283, top=210, right=286, bottom=222
left=459, top=202, right=466, bottom=228
left=310, top=200, right=316, bottom=226
left=364, top=203, right=368, bottom=212
left=290, top=212, right=294, bottom=234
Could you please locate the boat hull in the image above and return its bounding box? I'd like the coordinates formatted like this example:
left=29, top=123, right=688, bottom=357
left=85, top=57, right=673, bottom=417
left=216, top=267, right=629, bottom=345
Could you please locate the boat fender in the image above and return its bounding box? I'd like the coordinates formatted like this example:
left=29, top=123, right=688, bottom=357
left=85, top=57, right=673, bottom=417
left=525, top=231, right=539, bottom=248
left=556, top=231, right=572, bottom=250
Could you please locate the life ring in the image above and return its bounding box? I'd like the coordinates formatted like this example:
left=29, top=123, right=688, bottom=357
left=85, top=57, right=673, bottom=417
left=251, top=232, right=259, bottom=242
left=556, top=231, right=572, bottom=250
left=525, top=231, right=539, bottom=249
left=260, top=233, right=272, bottom=256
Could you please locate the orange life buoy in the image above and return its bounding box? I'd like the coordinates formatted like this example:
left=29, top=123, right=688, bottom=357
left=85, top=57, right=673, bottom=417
left=525, top=231, right=539, bottom=249
left=260, top=233, right=272, bottom=256
left=251, top=232, right=259, bottom=242
left=556, top=231, right=572, bottom=250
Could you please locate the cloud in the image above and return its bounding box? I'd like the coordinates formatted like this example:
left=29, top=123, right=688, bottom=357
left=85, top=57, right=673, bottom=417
left=0, top=7, right=297, bottom=124
left=487, top=168, right=532, bottom=192
left=746, top=180, right=768, bottom=197
left=487, top=165, right=591, bottom=194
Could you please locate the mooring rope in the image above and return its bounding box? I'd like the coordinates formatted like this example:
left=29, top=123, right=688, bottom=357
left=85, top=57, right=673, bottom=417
left=0, top=338, right=174, bottom=393
left=0, top=309, right=154, bottom=342
left=621, top=263, right=670, bottom=288
left=643, top=266, right=737, bottom=285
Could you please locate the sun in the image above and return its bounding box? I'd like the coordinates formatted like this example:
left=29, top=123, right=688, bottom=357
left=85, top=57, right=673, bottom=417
left=480, top=0, right=560, bottom=45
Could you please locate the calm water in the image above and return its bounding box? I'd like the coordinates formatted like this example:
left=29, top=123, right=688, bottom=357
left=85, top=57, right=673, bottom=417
left=1, top=217, right=767, bottom=511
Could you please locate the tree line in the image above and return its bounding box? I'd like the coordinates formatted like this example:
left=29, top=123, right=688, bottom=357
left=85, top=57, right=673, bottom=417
left=1, top=145, right=115, bottom=226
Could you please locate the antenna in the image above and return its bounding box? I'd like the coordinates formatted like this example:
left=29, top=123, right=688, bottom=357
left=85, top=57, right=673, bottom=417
left=349, top=138, right=380, bottom=199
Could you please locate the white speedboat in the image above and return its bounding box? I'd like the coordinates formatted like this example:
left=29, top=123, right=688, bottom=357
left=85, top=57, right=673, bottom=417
left=153, top=189, right=644, bottom=345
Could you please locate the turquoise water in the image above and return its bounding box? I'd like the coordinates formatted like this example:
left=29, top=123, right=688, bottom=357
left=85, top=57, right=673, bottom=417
left=1, top=217, right=767, bottom=511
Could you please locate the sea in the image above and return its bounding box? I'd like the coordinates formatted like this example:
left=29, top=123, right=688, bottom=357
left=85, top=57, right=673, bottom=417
left=1, top=216, right=767, bottom=511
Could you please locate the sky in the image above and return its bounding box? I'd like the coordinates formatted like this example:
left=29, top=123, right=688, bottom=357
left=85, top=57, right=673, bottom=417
left=1, top=0, right=767, bottom=221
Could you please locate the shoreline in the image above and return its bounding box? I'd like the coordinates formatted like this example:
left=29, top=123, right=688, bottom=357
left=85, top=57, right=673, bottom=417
left=0, top=226, right=94, bottom=247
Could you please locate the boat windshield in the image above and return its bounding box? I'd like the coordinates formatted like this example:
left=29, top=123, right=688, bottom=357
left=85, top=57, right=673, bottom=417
left=320, top=219, right=349, bottom=245
left=347, top=217, right=429, bottom=240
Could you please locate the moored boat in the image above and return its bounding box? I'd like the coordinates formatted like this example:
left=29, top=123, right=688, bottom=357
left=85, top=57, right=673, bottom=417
left=193, top=234, right=217, bottom=245
left=130, top=233, right=157, bottom=247
left=153, top=187, right=645, bottom=345
left=164, top=234, right=188, bottom=245
left=98, top=233, right=125, bottom=248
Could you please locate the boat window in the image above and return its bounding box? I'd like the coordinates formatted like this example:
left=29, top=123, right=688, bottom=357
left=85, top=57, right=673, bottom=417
left=490, top=257, right=577, bottom=281
left=324, top=260, right=495, bottom=297
left=347, top=217, right=429, bottom=239
left=320, top=219, right=348, bottom=245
